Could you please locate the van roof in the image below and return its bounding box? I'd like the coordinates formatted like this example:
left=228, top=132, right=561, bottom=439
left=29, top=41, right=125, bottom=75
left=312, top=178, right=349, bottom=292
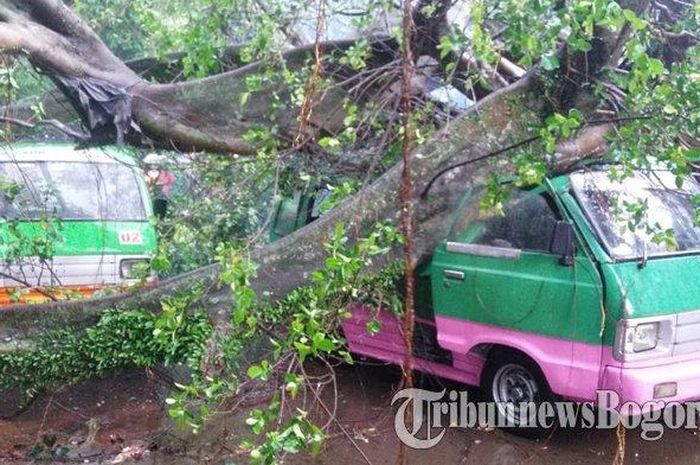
left=0, top=143, right=140, bottom=166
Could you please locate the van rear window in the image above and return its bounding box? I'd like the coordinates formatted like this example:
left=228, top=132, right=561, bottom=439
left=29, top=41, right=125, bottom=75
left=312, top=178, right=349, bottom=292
left=0, top=161, right=147, bottom=221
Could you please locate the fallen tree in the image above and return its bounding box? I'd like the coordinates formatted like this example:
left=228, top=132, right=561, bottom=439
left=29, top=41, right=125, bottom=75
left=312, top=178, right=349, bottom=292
left=0, top=0, right=688, bottom=335
left=0, top=0, right=660, bottom=295
left=1, top=1, right=698, bottom=461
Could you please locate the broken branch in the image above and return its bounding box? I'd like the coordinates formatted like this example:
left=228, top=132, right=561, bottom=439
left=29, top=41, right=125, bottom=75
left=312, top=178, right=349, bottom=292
left=0, top=115, right=89, bottom=140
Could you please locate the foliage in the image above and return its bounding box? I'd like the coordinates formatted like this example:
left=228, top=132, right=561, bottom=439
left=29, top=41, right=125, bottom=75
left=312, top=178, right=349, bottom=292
left=0, top=286, right=212, bottom=398
left=73, top=0, right=158, bottom=59
left=0, top=178, right=68, bottom=301
left=318, top=181, right=361, bottom=214
left=151, top=153, right=274, bottom=275
left=159, top=222, right=404, bottom=461
left=1, top=1, right=699, bottom=463
left=0, top=58, right=53, bottom=102
left=465, top=1, right=700, bottom=235
left=72, top=0, right=378, bottom=78
left=0, top=217, right=63, bottom=265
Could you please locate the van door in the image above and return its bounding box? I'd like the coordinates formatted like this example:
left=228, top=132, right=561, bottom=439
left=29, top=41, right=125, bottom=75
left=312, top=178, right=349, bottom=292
left=430, top=186, right=604, bottom=400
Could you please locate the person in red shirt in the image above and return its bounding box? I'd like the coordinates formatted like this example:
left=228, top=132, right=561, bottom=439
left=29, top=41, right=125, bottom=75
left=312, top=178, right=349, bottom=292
left=143, top=153, right=174, bottom=218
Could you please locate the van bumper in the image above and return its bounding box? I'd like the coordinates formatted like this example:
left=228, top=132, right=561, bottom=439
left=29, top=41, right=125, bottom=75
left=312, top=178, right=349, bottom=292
left=602, top=356, right=700, bottom=407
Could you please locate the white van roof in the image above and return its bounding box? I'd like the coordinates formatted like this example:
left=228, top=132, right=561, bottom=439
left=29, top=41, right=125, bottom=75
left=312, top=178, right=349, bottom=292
left=0, top=144, right=139, bottom=166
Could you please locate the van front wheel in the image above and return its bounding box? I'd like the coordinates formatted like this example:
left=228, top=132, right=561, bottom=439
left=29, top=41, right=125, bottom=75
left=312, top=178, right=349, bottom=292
left=481, top=349, right=556, bottom=439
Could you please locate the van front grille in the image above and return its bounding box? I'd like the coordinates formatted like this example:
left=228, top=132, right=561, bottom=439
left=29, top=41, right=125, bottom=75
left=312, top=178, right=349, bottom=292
left=673, top=310, right=700, bottom=356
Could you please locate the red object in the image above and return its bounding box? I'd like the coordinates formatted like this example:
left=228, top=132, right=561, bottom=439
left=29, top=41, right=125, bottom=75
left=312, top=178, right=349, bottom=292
left=156, top=170, right=175, bottom=196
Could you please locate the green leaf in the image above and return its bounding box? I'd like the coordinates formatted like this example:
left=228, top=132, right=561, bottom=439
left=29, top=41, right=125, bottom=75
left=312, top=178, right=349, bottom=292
left=239, top=91, right=250, bottom=107
left=247, top=364, right=264, bottom=379
left=686, top=149, right=700, bottom=162
left=294, top=341, right=312, bottom=362
left=540, top=54, right=560, bottom=71
left=318, top=137, right=341, bottom=153
left=569, top=36, right=593, bottom=52
left=366, top=319, right=381, bottom=335
left=622, top=9, right=646, bottom=31
left=647, top=58, right=665, bottom=76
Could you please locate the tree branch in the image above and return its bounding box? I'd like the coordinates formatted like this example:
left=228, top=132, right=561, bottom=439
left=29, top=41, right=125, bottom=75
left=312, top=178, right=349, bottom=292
left=0, top=271, right=58, bottom=302
left=0, top=115, right=89, bottom=140
left=7, top=0, right=104, bottom=40
left=0, top=22, right=26, bottom=51
left=420, top=115, right=654, bottom=199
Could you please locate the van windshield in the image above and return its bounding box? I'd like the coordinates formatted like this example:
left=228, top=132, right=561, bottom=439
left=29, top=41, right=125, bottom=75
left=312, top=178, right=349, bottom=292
left=0, top=161, right=147, bottom=221
left=571, top=170, right=700, bottom=260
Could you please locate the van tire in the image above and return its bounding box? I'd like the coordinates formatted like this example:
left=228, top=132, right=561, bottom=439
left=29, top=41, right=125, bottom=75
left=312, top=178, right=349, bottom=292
left=480, top=348, right=557, bottom=439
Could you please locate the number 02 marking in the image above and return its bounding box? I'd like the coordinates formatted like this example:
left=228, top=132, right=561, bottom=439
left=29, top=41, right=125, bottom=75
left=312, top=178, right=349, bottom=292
left=119, top=231, right=143, bottom=245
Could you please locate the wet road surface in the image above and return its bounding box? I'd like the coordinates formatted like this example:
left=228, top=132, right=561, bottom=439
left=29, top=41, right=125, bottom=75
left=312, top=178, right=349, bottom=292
left=2, top=364, right=700, bottom=464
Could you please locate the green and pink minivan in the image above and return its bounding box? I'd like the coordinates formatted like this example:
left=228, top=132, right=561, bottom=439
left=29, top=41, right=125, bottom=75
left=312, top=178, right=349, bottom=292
left=0, top=144, right=157, bottom=305
left=341, top=166, right=700, bottom=430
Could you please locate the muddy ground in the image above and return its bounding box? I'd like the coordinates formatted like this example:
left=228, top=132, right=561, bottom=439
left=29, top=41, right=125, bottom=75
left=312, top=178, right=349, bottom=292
left=2, top=363, right=700, bottom=465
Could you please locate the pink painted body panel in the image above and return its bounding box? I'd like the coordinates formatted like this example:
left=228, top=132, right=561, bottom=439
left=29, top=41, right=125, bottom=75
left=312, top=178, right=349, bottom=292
left=342, top=306, right=484, bottom=385
left=434, top=315, right=602, bottom=401
left=600, top=350, right=700, bottom=405
left=343, top=307, right=700, bottom=406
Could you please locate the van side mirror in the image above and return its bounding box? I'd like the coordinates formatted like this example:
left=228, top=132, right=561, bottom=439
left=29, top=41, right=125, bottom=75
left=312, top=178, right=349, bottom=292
left=550, top=221, right=575, bottom=266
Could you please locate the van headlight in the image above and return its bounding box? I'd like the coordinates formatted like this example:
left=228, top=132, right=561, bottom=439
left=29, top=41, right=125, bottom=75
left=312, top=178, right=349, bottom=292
left=615, top=318, right=674, bottom=361
left=119, top=258, right=150, bottom=279
left=625, top=322, right=658, bottom=352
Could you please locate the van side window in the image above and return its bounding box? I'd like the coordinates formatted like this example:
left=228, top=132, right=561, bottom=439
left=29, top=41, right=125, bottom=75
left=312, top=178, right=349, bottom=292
left=0, top=162, right=146, bottom=221
left=474, top=192, right=559, bottom=252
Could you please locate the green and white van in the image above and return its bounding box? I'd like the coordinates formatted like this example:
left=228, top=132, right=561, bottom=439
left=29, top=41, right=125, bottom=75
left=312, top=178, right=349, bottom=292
left=0, top=144, right=157, bottom=305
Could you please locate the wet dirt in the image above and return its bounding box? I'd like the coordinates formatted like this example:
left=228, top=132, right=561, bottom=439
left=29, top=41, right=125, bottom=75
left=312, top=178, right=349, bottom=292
left=290, top=364, right=700, bottom=465
left=3, top=364, right=700, bottom=464
left=0, top=369, right=173, bottom=464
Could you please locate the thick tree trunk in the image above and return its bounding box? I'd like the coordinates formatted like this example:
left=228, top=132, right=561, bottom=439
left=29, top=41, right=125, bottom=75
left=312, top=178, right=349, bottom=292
left=0, top=49, right=251, bottom=137
left=252, top=74, right=546, bottom=298
left=130, top=40, right=359, bottom=153
left=0, top=0, right=644, bottom=154
left=0, top=75, right=548, bottom=347
left=0, top=75, right=557, bottom=349
left=0, top=1, right=364, bottom=152
left=0, top=0, right=645, bottom=343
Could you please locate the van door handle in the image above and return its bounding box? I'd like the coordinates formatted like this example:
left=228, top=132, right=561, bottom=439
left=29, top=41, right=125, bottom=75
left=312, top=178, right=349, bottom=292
left=443, top=270, right=465, bottom=281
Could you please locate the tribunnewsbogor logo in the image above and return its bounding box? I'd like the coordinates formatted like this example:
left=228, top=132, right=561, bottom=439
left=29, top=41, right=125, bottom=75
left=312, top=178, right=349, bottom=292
left=391, top=389, right=700, bottom=449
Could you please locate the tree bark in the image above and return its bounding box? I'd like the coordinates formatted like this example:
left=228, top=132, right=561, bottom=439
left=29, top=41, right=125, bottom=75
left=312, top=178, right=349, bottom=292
left=251, top=74, right=546, bottom=298
left=129, top=41, right=357, bottom=153
left=0, top=75, right=549, bottom=349
left=0, top=0, right=648, bottom=338
left=0, top=1, right=368, bottom=152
